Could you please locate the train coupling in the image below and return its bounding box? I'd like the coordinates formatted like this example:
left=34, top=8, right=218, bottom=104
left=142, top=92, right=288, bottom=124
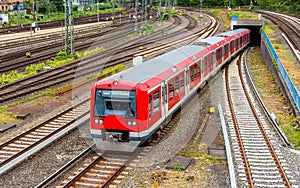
left=105, top=132, right=123, bottom=141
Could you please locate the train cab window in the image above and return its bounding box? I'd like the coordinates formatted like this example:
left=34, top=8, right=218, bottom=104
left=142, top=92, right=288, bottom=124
left=180, top=74, right=184, bottom=91
left=153, top=91, right=160, bottom=112
left=94, top=89, right=136, bottom=118
left=169, top=80, right=174, bottom=100
left=149, top=95, right=152, bottom=117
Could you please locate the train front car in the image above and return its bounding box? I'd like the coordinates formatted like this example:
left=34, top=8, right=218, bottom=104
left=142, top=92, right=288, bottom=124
left=90, top=78, right=146, bottom=152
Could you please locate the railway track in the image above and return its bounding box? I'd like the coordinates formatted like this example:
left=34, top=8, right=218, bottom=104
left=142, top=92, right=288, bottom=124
left=0, top=8, right=134, bottom=35
left=0, top=99, right=89, bottom=175
left=0, top=19, right=143, bottom=74
left=224, top=52, right=297, bottom=187
left=257, top=10, right=300, bottom=54
left=39, top=82, right=209, bottom=187
left=0, top=13, right=218, bottom=185
left=0, top=14, right=172, bottom=74
left=0, top=14, right=217, bottom=105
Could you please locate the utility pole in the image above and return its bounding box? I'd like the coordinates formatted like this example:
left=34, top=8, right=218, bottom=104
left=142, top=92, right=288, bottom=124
left=17, top=1, right=20, bottom=31
left=64, top=0, right=74, bottom=55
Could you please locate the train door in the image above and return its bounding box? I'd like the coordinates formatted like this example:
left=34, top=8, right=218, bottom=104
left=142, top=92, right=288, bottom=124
left=162, top=82, right=168, bottom=121
left=148, top=86, right=162, bottom=128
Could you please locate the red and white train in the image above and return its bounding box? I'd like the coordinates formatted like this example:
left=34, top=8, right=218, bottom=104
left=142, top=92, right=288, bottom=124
left=90, top=28, right=250, bottom=151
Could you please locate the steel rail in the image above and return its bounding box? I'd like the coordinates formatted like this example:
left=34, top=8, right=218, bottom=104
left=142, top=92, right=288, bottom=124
left=237, top=52, right=292, bottom=188
left=225, top=55, right=254, bottom=187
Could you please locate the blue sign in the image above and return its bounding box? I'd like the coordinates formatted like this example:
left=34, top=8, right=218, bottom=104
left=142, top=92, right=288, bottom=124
left=231, top=15, right=239, bottom=20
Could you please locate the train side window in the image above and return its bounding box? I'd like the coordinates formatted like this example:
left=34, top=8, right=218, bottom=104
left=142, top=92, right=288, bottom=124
left=180, top=73, right=184, bottom=91
left=149, top=95, right=152, bottom=117
left=169, top=80, right=174, bottom=100
left=230, top=41, right=234, bottom=52
left=189, top=66, right=194, bottom=81
left=225, top=44, right=229, bottom=54
left=153, top=91, right=160, bottom=112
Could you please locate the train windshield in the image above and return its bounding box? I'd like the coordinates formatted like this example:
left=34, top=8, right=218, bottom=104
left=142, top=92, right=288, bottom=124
left=94, top=89, right=136, bottom=118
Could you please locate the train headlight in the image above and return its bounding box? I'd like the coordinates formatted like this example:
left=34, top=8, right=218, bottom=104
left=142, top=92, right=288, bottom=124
left=95, top=119, right=103, bottom=124
left=127, top=121, right=137, bottom=126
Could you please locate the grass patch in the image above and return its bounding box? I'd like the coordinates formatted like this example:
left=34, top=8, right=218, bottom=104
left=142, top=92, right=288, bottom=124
left=98, top=64, right=127, bottom=77
left=226, top=10, right=258, bottom=19
left=81, top=47, right=105, bottom=57
left=0, top=87, right=62, bottom=124
left=208, top=10, right=258, bottom=32
left=264, top=24, right=299, bottom=94
left=208, top=9, right=231, bottom=31
left=263, top=24, right=275, bottom=35
left=248, top=47, right=300, bottom=149
left=2, top=7, right=124, bottom=27
left=0, top=106, right=17, bottom=124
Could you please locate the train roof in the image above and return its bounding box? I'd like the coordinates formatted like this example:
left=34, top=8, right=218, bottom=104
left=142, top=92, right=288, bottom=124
left=192, top=36, right=225, bottom=47
left=216, top=28, right=249, bottom=37
left=108, top=45, right=206, bottom=83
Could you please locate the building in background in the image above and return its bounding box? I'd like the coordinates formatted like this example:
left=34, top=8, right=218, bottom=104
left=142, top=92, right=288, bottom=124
left=0, top=0, right=24, bottom=12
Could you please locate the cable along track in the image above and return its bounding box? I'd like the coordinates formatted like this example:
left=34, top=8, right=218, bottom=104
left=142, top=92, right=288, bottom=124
left=224, top=53, right=297, bottom=187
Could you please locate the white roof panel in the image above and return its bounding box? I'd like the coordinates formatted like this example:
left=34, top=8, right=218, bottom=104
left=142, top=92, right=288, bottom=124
left=108, top=45, right=206, bottom=83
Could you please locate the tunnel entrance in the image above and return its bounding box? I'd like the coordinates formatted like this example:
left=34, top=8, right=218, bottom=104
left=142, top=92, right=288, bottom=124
left=232, top=19, right=263, bottom=46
